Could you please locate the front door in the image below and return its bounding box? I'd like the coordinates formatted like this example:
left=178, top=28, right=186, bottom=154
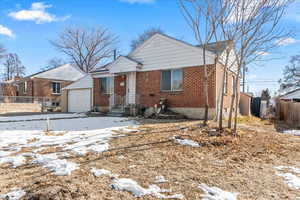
left=126, top=72, right=136, bottom=105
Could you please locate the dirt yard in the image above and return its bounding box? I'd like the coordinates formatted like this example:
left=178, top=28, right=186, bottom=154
left=0, top=115, right=299, bottom=199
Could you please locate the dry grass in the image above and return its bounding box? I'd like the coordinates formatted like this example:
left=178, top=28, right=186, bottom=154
left=0, top=119, right=300, bottom=199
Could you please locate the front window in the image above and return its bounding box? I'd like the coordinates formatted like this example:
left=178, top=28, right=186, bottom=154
left=161, top=69, right=183, bottom=91
left=52, top=82, right=61, bottom=94
left=101, top=77, right=113, bottom=94
left=52, top=101, right=60, bottom=107
left=22, top=81, right=28, bottom=94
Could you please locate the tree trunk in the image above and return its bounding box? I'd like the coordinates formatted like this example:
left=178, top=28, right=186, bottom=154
left=227, top=76, right=236, bottom=129
left=203, top=48, right=209, bottom=126
left=218, top=67, right=227, bottom=130
left=233, top=69, right=241, bottom=134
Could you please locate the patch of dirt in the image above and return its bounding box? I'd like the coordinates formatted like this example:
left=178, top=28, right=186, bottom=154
left=0, top=119, right=300, bottom=199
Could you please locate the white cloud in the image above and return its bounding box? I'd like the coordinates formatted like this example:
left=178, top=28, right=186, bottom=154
left=119, top=0, right=155, bottom=4
left=8, top=2, right=70, bottom=24
left=227, top=0, right=288, bottom=23
left=0, top=25, right=14, bottom=37
left=275, top=37, right=298, bottom=46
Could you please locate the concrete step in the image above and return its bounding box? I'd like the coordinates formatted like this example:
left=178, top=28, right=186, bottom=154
left=106, top=112, right=124, bottom=117
left=110, top=107, right=125, bottom=113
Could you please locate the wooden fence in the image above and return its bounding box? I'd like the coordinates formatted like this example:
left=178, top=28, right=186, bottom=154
left=277, top=100, right=300, bottom=127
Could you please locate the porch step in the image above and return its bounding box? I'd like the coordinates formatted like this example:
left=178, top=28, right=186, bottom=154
left=106, top=107, right=125, bottom=117
left=111, top=108, right=125, bottom=113
left=106, top=112, right=124, bottom=117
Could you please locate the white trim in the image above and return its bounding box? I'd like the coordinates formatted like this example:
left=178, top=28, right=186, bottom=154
left=108, top=56, right=140, bottom=73
left=129, top=33, right=215, bottom=60
left=51, top=82, right=61, bottom=94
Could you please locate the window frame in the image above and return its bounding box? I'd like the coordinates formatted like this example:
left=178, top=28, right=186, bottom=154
left=52, top=82, right=61, bottom=94
left=100, top=77, right=113, bottom=94
left=23, top=81, right=28, bottom=94
left=161, top=68, right=183, bottom=92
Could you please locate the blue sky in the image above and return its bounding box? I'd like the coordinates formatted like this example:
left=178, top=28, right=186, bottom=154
left=0, top=0, right=300, bottom=95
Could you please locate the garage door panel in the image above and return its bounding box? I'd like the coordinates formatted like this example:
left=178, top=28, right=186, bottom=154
left=68, top=89, right=91, bottom=113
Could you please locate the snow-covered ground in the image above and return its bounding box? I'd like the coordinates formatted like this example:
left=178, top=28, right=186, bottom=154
left=172, top=136, right=200, bottom=147
left=0, top=115, right=138, bottom=199
left=112, top=177, right=184, bottom=199
left=0, top=116, right=133, bottom=131
left=198, top=184, right=238, bottom=200
left=0, top=113, right=86, bottom=122
left=0, top=188, right=26, bottom=200
left=282, top=129, right=300, bottom=136
left=0, top=115, right=135, bottom=176
left=274, top=166, right=300, bottom=190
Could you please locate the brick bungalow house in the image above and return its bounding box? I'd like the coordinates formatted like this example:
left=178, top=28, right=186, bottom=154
left=62, top=33, right=238, bottom=119
left=3, top=64, right=85, bottom=107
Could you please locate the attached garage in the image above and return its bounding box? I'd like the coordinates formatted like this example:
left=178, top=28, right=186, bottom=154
left=68, top=89, right=91, bottom=112
left=62, top=75, right=93, bottom=113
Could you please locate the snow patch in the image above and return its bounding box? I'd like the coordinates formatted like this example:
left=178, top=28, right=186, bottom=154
left=32, top=154, right=78, bottom=176
left=89, top=143, right=109, bottom=154
left=112, top=178, right=184, bottom=199
left=0, top=150, right=12, bottom=157
left=0, top=117, right=136, bottom=174
left=0, top=113, right=86, bottom=122
left=172, top=136, right=200, bottom=147
left=276, top=173, right=300, bottom=190
left=282, top=129, right=300, bottom=136
left=274, top=166, right=300, bottom=190
left=0, top=156, right=26, bottom=168
left=90, top=168, right=118, bottom=178
left=198, top=184, right=238, bottom=200
left=274, top=166, right=300, bottom=174
left=155, top=176, right=168, bottom=183
left=0, top=188, right=26, bottom=200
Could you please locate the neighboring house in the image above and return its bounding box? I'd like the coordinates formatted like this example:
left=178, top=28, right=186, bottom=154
left=280, top=88, right=300, bottom=102
left=4, top=64, right=86, bottom=107
left=0, top=82, right=17, bottom=97
left=239, top=92, right=252, bottom=116
left=64, top=33, right=239, bottom=119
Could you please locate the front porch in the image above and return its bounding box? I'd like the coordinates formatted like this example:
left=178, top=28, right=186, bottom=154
left=92, top=56, right=142, bottom=115
left=93, top=71, right=139, bottom=115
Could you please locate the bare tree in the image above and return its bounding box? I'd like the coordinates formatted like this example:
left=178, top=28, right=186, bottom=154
left=41, top=57, right=67, bottom=71
left=279, top=54, right=300, bottom=92
left=51, top=26, right=118, bottom=72
left=0, top=45, right=5, bottom=60
left=179, top=0, right=226, bottom=126
left=2, top=53, right=26, bottom=81
left=131, top=27, right=164, bottom=51
left=221, top=0, right=294, bottom=133
left=179, top=0, right=293, bottom=132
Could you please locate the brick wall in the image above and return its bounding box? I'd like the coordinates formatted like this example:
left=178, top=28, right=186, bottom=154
left=32, top=78, right=72, bottom=98
left=93, top=75, right=126, bottom=108
left=136, top=65, right=217, bottom=108
left=13, top=78, right=72, bottom=106
left=93, top=78, right=109, bottom=107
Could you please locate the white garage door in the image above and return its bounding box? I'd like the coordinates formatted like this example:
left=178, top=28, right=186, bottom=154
left=68, top=89, right=91, bottom=113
